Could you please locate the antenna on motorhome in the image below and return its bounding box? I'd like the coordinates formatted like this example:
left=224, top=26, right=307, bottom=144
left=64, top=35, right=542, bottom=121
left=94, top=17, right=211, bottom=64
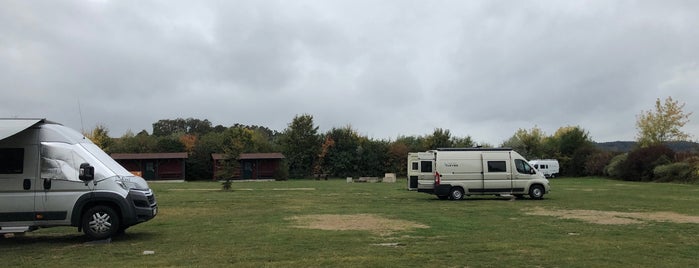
left=78, top=98, right=85, bottom=134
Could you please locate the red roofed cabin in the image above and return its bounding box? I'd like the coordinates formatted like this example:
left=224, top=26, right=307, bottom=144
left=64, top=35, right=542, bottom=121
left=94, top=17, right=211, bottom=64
left=111, top=153, right=188, bottom=180
left=212, top=153, right=285, bottom=180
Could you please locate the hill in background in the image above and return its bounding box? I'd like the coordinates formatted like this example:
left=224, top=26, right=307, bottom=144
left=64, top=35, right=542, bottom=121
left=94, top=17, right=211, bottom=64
left=595, top=141, right=699, bottom=153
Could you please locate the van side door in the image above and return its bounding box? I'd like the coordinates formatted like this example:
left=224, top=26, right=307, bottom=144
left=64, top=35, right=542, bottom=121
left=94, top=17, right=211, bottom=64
left=415, top=159, right=435, bottom=191
left=0, top=142, right=40, bottom=227
left=481, top=152, right=513, bottom=193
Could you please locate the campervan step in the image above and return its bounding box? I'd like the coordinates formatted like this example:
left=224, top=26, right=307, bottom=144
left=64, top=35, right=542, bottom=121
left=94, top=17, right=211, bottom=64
left=0, top=226, right=32, bottom=234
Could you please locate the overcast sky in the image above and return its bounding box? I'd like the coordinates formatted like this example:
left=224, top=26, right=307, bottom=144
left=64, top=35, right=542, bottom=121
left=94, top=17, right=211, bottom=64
left=2, top=0, right=698, bottom=145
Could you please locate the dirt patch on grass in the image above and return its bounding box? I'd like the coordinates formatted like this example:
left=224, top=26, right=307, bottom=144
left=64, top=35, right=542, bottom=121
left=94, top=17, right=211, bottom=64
left=525, top=207, right=699, bottom=225
left=288, top=214, right=429, bottom=235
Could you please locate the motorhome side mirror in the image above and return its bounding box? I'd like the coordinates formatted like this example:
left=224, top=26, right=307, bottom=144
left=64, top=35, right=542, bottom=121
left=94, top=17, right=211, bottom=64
left=79, top=163, right=95, bottom=181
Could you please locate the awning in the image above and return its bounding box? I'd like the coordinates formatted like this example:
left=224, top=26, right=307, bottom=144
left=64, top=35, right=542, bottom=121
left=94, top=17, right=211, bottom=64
left=0, top=118, right=44, bottom=141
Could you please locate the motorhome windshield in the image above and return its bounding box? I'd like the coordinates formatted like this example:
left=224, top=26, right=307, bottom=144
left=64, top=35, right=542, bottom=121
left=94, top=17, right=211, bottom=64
left=80, top=143, right=133, bottom=177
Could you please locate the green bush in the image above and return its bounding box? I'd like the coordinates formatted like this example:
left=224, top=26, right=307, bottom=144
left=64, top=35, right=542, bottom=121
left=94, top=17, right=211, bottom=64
left=585, top=151, right=615, bottom=176
left=653, top=162, right=698, bottom=183
left=604, top=153, right=628, bottom=178
left=618, top=145, right=674, bottom=181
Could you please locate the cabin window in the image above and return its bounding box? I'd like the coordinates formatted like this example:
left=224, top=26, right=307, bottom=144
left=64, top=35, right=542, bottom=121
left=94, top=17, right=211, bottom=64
left=0, top=148, right=24, bottom=174
left=420, top=161, right=432, bottom=173
left=515, top=159, right=534, bottom=174
left=411, top=162, right=419, bottom=171
left=487, top=161, right=506, bottom=172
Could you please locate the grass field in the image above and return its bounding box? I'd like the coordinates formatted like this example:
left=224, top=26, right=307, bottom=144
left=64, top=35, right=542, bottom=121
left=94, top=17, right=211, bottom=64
left=3, top=177, right=699, bottom=267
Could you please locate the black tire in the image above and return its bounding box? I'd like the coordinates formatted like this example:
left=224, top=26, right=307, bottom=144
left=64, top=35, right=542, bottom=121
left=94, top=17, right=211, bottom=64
left=529, top=185, right=545, bottom=200
left=437, top=195, right=449, bottom=200
left=82, top=205, right=120, bottom=240
left=449, top=187, right=464, bottom=200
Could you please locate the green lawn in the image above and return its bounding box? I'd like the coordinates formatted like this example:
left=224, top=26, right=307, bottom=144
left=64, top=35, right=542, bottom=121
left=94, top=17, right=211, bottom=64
left=2, top=178, right=699, bottom=267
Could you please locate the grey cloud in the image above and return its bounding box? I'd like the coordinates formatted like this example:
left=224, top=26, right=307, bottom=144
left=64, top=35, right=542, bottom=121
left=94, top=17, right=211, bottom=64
left=1, top=0, right=698, bottom=144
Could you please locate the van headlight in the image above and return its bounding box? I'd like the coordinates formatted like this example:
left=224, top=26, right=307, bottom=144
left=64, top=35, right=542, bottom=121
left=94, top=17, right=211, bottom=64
left=116, top=179, right=134, bottom=190
left=115, top=176, right=149, bottom=190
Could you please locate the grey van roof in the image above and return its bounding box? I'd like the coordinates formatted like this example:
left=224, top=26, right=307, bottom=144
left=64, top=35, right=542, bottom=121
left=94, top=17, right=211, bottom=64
left=0, top=118, right=46, bottom=141
left=436, top=147, right=513, bottom=151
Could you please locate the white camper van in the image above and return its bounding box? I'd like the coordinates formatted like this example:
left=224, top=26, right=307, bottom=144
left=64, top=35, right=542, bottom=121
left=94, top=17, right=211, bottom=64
left=0, top=119, right=157, bottom=239
left=529, top=159, right=560, bottom=178
left=412, top=148, right=550, bottom=200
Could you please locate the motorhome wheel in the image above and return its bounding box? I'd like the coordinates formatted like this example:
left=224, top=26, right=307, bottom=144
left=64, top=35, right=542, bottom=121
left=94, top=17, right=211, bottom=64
left=529, top=185, right=544, bottom=200
left=82, top=205, right=121, bottom=240
left=449, top=188, right=464, bottom=200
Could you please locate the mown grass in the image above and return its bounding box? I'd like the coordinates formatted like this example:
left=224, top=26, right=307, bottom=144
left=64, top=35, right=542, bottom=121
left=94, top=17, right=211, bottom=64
left=2, top=177, right=699, bottom=267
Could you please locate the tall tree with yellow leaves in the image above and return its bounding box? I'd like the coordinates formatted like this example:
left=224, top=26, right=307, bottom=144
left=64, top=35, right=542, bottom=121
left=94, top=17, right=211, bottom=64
left=636, top=96, right=692, bottom=147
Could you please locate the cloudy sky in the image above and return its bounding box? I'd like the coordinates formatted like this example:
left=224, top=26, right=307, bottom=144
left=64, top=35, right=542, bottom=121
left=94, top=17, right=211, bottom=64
left=2, top=0, right=698, bottom=145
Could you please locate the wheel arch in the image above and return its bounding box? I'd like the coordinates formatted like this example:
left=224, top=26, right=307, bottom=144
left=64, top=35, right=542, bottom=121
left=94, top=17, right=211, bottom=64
left=71, top=192, right=129, bottom=229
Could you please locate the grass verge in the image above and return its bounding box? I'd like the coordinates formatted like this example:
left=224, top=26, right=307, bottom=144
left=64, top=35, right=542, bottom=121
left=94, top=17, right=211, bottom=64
left=2, top=177, right=699, bottom=267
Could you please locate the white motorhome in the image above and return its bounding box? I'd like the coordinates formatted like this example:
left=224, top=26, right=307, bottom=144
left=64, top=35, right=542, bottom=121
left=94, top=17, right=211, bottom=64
left=0, top=119, right=157, bottom=239
left=412, top=148, right=550, bottom=200
left=529, top=159, right=560, bottom=178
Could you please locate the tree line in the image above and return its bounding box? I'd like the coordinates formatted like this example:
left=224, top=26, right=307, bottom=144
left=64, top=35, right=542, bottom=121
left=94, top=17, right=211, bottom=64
left=86, top=97, right=697, bottom=183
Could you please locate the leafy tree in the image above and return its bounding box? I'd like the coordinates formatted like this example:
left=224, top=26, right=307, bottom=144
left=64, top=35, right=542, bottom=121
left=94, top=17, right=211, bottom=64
left=111, top=130, right=157, bottom=153
left=550, top=126, right=592, bottom=156
left=636, top=96, right=692, bottom=147
left=155, top=137, right=185, bottom=152
left=502, top=127, right=546, bottom=159
left=179, top=134, right=198, bottom=153
left=313, top=135, right=335, bottom=176
left=152, top=118, right=187, bottom=136
left=185, top=118, right=213, bottom=136
left=358, top=138, right=389, bottom=177
left=451, top=135, right=475, bottom=148
left=387, top=141, right=410, bottom=176
left=547, top=126, right=594, bottom=176
left=188, top=132, right=226, bottom=180
left=152, top=118, right=213, bottom=136
left=425, top=128, right=452, bottom=149
left=395, top=135, right=427, bottom=152
left=323, top=126, right=361, bottom=177
left=280, top=114, right=321, bottom=178
left=217, top=126, right=256, bottom=178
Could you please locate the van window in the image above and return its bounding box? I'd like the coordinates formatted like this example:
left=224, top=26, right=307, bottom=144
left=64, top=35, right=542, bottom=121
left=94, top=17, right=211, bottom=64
left=411, top=162, right=419, bottom=171
left=420, top=161, right=432, bottom=172
left=515, top=159, right=534, bottom=174
left=0, top=148, right=24, bottom=174
left=487, top=161, right=506, bottom=172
